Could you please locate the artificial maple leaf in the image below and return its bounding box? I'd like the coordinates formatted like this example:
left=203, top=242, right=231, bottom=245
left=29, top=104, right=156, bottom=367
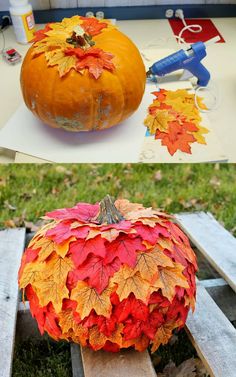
left=122, top=333, right=150, bottom=351
left=19, top=261, right=45, bottom=289
left=32, top=253, right=73, bottom=312
left=46, top=221, right=89, bottom=244
left=134, top=247, right=174, bottom=282
left=69, top=236, right=106, bottom=267
left=105, top=235, right=145, bottom=267
left=65, top=47, right=115, bottom=79
left=32, top=38, right=70, bottom=57
left=45, top=49, right=77, bottom=77
left=68, top=254, right=121, bottom=293
left=151, top=320, right=181, bottom=353
left=111, top=266, right=150, bottom=302
left=152, top=264, right=189, bottom=302
left=29, top=237, right=55, bottom=261
left=88, top=324, right=123, bottom=351
left=156, top=121, right=197, bottom=155
left=41, top=252, right=73, bottom=284
left=44, top=16, right=83, bottom=40
left=114, top=199, right=144, bottom=216
left=34, top=278, right=70, bottom=313
left=70, top=281, right=113, bottom=319
left=191, top=126, right=209, bottom=144
left=46, top=202, right=99, bottom=222
left=152, top=89, right=167, bottom=102
left=134, top=223, right=170, bottom=244
left=144, top=110, right=175, bottom=134
left=31, top=24, right=52, bottom=42
left=114, top=294, right=149, bottom=323
left=81, top=17, right=108, bottom=36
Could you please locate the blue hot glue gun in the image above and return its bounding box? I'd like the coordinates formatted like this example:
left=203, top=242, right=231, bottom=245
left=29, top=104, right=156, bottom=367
left=146, top=37, right=220, bottom=87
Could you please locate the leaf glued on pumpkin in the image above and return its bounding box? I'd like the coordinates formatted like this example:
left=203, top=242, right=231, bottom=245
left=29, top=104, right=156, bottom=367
left=30, top=16, right=116, bottom=78
left=18, top=198, right=197, bottom=353
left=144, top=89, right=209, bottom=156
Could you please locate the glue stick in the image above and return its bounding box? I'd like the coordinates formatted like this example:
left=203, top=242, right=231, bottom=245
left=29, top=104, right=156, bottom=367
left=9, top=0, right=35, bottom=44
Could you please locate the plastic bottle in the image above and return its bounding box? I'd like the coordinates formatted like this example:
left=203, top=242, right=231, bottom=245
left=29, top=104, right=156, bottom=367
left=9, top=0, right=35, bottom=44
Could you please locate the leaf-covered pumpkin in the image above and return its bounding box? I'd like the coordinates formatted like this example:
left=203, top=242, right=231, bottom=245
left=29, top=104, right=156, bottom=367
left=20, top=16, right=146, bottom=132
left=18, top=196, right=197, bottom=353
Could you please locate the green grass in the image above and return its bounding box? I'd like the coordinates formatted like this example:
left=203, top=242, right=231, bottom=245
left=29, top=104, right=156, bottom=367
left=0, top=163, right=235, bottom=234
left=13, top=339, right=72, bottom=377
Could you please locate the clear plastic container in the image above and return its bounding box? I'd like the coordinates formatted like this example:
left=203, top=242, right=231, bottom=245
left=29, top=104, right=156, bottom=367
left=9, top=0, right=35, bottom=44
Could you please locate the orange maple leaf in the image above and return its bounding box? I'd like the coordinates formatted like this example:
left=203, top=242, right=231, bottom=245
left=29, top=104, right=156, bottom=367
left=111, top=265, right=150, bottom=302
left=89, top=324, right=123, bottom=351
left=65, top=47, right=115, bottom=79
left=155, top=121, right=197, bottom=155
left=151, top=264, right=189, bottom=302
left=134, top=247, right=174, bottom=282
left=31, top=23, right=52, bottom=42
left=151, top=320, right=181, bottom=352
left=70, top=281, right=113, bottom=319
left=80, top=17, right=108, bottom=36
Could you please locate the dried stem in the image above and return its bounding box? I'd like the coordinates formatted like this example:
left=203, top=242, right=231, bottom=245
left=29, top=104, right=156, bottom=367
left=96, top=195, right=124, bottom=225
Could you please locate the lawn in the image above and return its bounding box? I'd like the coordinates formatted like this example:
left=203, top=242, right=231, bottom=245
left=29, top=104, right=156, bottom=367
left=0, top=163, right=235, bottom=376
left=0, top=163, right=235, bottom=234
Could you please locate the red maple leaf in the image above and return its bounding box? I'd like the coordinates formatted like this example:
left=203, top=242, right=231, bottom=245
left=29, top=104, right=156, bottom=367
left=105, top=235, right=146, bottom=267
left=148, top=291, right=170, bottom=307
left=65, top=47, right=115, bottom=79
left=46, top=221, right=90, bottom=244
left=31, top=23, right=52, bottom=43
left=134, top=223, right=170, bottom=244
left=166, top=297, right=188, bottom=324
left=155, top=121, right=197, bottom=155
left=69, top=236, right=107, bottom=267
left=151, top=89, right=167, bottom=102
left=46, top=202, right=99, bottom=222
left=114, top=294, right=149, bottom=323
left=26, top=285, right=46, bottom=334
left=100, top=220, right=132, bottom=232
left=149, top=102, right=172, bottom=115
left=67, top=254, right=121, bottom=293
left=80, top=17, right=108, bottom=36
left=123, top=309, right=164, bottom=340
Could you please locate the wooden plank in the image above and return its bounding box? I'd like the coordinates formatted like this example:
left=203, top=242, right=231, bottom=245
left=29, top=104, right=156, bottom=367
left=81, top=347, right=156, bottom=377
left=0, top=229, right=26, bottom=377
left=201, top=279, right=236, bottom=322
left=186, top=280, right=236, bottom=377
left=71, top=344, right=85, bottom=377
left=176, top=212, right=236, bottom=293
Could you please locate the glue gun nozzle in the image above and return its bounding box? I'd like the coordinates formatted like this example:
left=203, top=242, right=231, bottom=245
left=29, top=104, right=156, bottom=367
left=146, top=69, right=152, bottom=77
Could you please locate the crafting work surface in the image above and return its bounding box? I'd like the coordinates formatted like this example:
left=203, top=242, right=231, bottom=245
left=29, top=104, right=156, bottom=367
left=0, top=18, right=236, bottom=162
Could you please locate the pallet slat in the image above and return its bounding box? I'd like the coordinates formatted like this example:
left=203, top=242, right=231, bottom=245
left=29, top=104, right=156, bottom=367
left=176, top=212, right=236, bottom=293
left=81, top=347, right=156, bottom=377
left=186, top=280, right=236, bottom=377
left=0, top=229, right=26, bottom=377
left=71, top=344, right=85, bottom=377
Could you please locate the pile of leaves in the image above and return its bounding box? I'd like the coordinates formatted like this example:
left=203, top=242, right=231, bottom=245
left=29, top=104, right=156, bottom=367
left=18, top=198, right=197, bottom=353
left=144, top=89, right=209, bottom=156
left=31, top=16, right=116, bottom=78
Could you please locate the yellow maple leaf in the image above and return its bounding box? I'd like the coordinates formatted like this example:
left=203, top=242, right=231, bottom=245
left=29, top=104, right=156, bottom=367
left=58, top=309, right=75, bottom=334
left=42, top=253, right=73, bottom=284
left=144, top=110, right=174, bottom=134
left=191, top=126, right=209, bottom=144
left=151, top=320, right=181, bottom=353
left=45, top=50, right=77, bottom=77
left=32, top=38, right=70, bottom=57
left=45, top=16, right=83, bottom=40
left=19, top=261, right=45, bottom=289
left=111, top=265, right=150, bottom=302
left=89, top=324, right=123, bottom=351
left=151, top=264, right=189, bottom=302
left=70, top=281, right=113, bottom=319
left=114, top=199, right=144, bottom=217
left=134, top=247, right=174, bottom=282
left=34, top=278, right=69, bottom=313
left=55, top=236, right=77, bottom=258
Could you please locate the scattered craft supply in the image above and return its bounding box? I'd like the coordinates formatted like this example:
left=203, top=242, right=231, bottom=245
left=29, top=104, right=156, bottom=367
left=144, top=89, right=209, bottom=156
left=20, top=15, right=146, bottom=132
left=18, top=195, right=197, bottom=353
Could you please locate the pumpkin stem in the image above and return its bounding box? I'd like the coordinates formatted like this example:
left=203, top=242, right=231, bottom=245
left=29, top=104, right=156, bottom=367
left=66, top=25, right=95, bottom=48
left=96, top=195, right=124, bottom=225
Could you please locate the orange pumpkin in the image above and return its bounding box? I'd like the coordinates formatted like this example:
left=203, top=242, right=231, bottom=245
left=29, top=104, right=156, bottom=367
left=20, top=16, right=146, bottom=132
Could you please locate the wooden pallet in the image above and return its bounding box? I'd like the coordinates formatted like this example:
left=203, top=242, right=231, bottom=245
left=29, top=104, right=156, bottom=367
left=1, top=212, right=236, bottom=377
